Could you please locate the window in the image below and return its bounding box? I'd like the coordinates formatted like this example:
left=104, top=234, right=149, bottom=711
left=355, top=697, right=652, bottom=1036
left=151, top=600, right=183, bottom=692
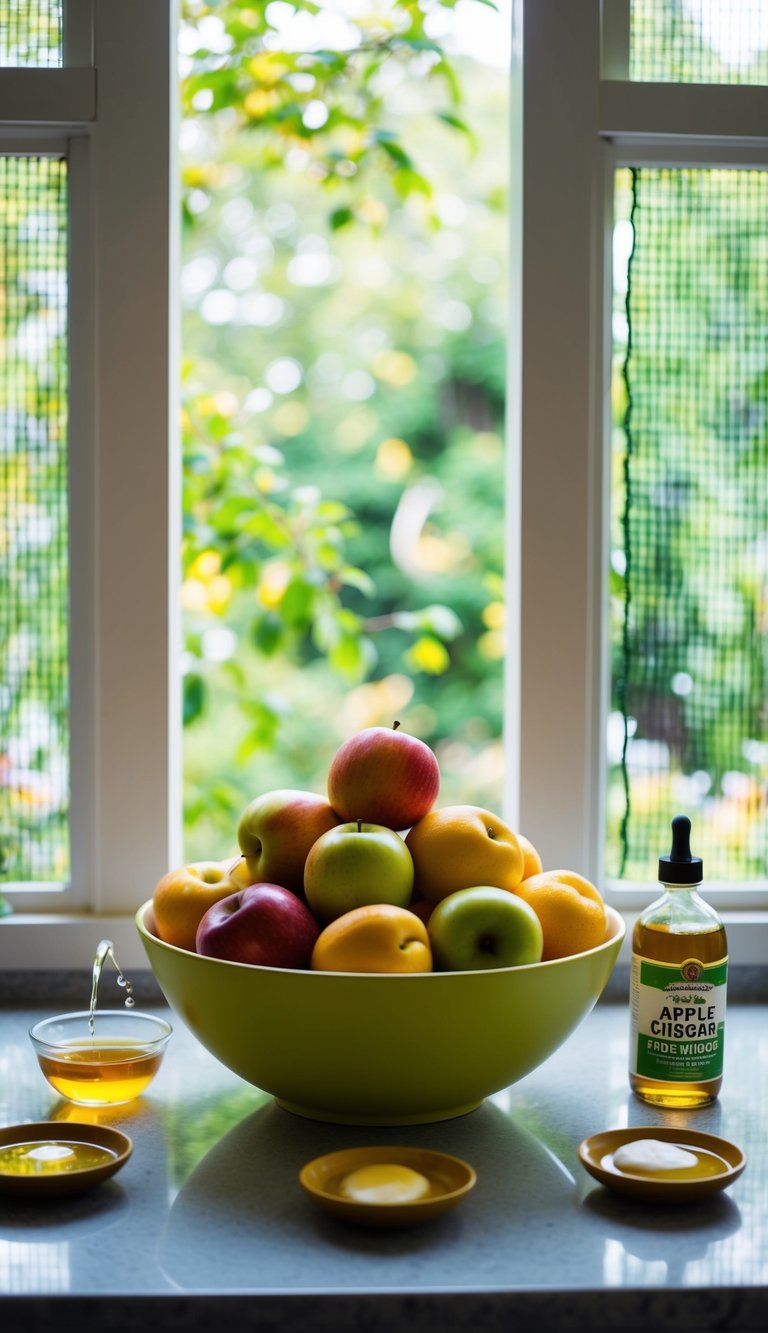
left=0, top=0, right=178, bottom=964
left=609, top=165, right=768, bottom=888
left=512, top=0, right=768, bottom=965
left=2, top=0, right=767, bottom=971
left=1, top=154, right=68, bottom=888
left=177, top=1, right=509, bottom=861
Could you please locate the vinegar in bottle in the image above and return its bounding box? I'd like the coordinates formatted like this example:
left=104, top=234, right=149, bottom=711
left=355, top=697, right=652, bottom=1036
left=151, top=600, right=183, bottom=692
left=629, top=815, right=727, bottom=1108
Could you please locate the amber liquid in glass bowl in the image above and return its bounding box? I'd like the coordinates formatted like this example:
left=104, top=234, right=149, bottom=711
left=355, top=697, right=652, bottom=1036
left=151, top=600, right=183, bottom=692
left=35, top=1039, right=166, bottom=1106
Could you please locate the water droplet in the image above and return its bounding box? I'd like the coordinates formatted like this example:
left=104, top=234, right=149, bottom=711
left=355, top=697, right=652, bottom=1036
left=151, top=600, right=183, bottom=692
left=125, top=996, right=135, bottom=1009
left=117, top=976, right=127, bottom=988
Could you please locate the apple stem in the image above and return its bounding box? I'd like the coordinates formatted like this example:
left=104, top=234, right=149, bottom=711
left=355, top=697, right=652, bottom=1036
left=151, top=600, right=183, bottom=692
left=393, top=720, right=401, bottom=731
left=357, top=819, right=362, bottom=833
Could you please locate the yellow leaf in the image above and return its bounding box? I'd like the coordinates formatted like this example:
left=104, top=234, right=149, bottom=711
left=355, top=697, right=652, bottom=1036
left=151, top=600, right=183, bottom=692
left=406, top=636, right=450, bottom=675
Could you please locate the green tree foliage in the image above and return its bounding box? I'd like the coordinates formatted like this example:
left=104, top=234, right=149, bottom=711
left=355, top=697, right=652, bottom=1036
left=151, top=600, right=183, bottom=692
left=180, top=0, right=508, bottom=855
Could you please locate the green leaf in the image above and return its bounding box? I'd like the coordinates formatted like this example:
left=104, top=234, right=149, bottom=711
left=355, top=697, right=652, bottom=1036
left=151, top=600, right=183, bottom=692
left=378, top=139, right=413, bottom=171
left=316, top=539, right=345, bottom=569
left=222, top=659, right=247, bottom=688
left=435, top=111, right=478, bottom=152
left=243, top=510, right=292, bottom=548
left=393, top=168, right=432, bottom=199
left=280, top=576, right=317, bottom=626
left=329, top=633, right=367, bottom=680
left=253, top=612, right=283, bottom=656
left=433, top=56, right=462, bottom=105
left=236, top=702, right=282, bottom=760
left=314, top=499, right=353, bottom=522
left=329, top=206, right=354, bottom=231
left=211, top=496, right=255, bottom=534
left=339, top=565, right=376, bottom=596
left=311, top=610, right=339, bottom=653
left=609, top=567, right=625, bottom=598
left=183, top=673, right=206, bottom=726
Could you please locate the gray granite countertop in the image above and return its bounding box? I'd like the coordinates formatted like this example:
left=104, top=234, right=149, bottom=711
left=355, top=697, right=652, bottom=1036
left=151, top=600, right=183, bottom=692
left=0, top=988, right=766, bottom=1332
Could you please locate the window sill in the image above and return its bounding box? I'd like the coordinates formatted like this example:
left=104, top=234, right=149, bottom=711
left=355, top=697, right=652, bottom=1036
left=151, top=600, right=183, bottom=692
left=0, top=912, right=151, bottom=971
left=1, top=907, right=767, bottom=972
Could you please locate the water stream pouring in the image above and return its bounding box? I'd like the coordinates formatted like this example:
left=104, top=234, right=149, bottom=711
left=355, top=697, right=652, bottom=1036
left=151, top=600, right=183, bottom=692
left=89, top=940, right=135, bottom=1037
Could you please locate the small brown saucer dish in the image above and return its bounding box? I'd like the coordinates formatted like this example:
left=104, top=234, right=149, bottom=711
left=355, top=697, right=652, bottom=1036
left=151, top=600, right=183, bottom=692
left=0, top=1121, right=132, bottom=1198
left=299, top=1145, right=476, bottom=1228
left=578, top=1126, right=745, bottom=1203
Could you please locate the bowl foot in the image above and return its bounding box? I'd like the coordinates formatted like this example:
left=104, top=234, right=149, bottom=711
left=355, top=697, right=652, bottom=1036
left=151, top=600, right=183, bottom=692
left=274, top=1097, right=484, bottom=1126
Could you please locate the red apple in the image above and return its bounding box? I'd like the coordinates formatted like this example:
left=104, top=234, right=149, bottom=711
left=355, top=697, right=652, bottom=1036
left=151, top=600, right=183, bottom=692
left=237, top=789, right=341, bottom=893
left=195, top=883, right=320, bottom=968
left=327, top=721, right=440, bottom=831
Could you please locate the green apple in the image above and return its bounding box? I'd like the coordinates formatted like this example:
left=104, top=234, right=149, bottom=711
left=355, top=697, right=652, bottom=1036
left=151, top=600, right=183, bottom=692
left=304, top=821, right=415, bottom=923
left=428, top=885, right=544, bottom=971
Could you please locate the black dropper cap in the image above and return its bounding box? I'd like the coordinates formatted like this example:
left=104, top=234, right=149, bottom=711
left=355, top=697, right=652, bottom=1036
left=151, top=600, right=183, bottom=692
left=658, top=815, right=703, bottom=885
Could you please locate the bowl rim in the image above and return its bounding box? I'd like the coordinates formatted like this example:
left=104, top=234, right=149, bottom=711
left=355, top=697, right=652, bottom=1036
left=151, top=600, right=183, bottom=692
left=29, top=1009, right=173, bottom=1049
left=136, top=898, right=625, bottom=978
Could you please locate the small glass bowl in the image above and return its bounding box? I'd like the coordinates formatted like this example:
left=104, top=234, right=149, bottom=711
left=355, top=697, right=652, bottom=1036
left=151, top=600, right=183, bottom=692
left=29, top=1010, right=172, bottom=1107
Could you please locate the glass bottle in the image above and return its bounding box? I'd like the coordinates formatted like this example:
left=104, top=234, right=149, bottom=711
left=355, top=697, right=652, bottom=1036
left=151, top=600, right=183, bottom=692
left=629, top=815, right=727, bottom=1108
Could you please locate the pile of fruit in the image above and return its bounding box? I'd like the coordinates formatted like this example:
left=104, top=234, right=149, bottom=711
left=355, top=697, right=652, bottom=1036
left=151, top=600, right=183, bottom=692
left=151, top=723, right=607, bottom=973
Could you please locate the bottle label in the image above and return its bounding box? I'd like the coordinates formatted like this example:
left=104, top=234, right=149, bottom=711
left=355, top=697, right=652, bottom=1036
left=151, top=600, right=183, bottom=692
left=630, top=955, right=727, bottom=1084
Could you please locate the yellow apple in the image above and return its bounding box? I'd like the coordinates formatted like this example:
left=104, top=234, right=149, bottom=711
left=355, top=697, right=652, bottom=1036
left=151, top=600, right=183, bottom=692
left=404, top=805, right=524, bottom=905
left=152, top=860, right=244, bottom=953
left=311, top=904, right=432, bottom=973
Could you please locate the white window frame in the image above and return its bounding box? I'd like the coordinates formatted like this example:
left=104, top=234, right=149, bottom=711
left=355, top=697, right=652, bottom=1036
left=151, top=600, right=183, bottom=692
left=1, top=0, right=180, bottom=967
left=508, top=0, right=768, bottom=965
left=2, top=0, right=766, bottom=970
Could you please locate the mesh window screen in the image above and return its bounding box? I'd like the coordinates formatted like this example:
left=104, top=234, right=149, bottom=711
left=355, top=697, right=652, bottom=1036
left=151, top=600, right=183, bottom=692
left=0, top=1, right=62, bottom=67
left=0, top=156, right=69, bottom=886
left=609, top=167, right=768, bottom=884
left=631, top=0, right=768, bottom=84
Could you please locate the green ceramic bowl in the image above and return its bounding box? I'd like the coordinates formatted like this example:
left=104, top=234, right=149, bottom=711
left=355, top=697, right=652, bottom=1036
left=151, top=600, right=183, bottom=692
left=136, top=900, right=624, bottom=1125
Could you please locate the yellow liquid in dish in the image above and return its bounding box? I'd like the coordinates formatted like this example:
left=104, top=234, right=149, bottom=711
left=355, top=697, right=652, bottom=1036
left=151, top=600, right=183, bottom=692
left=339, top=1163, right=432, bottom=1204
left=36, top=1039, right=164, bottom=1105
left=0, top=1140, right=117, bottom=1177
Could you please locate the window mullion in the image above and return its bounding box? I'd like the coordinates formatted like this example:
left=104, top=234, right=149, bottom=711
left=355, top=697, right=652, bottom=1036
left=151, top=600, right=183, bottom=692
left=2, top=2, right=176, bottom=925
left=511, top=0, right=606, bottom=876
left=0, top=69, right=95, bottom=124
left=601, top=80, right=768, bottom=149
left=87, top=0, right=179, bottom=913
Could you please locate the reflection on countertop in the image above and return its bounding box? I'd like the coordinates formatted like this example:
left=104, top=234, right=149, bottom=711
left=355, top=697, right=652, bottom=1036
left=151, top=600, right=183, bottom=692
left=0, top=998, right=766, bottom=1331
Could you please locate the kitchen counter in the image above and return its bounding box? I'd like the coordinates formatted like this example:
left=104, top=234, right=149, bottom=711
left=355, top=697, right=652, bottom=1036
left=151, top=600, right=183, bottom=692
left=1, top=992, right=766, bottom=1332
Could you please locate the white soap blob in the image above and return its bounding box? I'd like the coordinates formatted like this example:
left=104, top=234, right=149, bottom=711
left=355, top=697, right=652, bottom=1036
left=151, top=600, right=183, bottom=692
left=26, top=1144, right=76, bottom=1162
left=613, top=1139, right=698, bottom=1174
left=339, top=1163, right=432, bottom=1204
